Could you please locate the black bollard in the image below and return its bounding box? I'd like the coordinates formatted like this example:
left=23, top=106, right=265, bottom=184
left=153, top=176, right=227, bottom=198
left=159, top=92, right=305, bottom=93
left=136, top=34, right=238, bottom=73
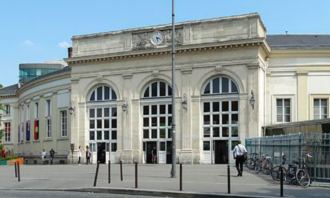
left=93, top=161, right=100, bottom=187
left=14, top=162, right=17, bottom=178
left=17, top=162, right=21, bottom=182
left=280, top=166, right=284, bottom=197
left=180, top=163, right=183, bottom=191
left=135, top=162, right=138, bottom=188
left=227, top=164, right=231, bottom=194
left=108, top=160, right=111, bottom=184
left=120, top=160, right=123, bottom=181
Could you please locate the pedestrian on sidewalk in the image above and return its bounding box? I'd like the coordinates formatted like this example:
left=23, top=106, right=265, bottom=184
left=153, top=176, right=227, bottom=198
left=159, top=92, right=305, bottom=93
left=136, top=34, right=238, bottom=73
left=233, top=140, right=247, bottom=176
left=86, top=145, right=91, bottom=164
left=41, top=149, right=47, bottom=164
left=49, top=148, right=55, bottom=164
left=78, top=146, right=83, bottom=164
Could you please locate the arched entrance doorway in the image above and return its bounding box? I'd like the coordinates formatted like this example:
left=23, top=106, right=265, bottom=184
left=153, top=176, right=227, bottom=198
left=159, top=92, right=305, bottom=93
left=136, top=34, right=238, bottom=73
left=87, top=85, right=117, bottom=164
left=201, top=76, right=240, bottom=164
left=141, top=80, right=173, bottom=164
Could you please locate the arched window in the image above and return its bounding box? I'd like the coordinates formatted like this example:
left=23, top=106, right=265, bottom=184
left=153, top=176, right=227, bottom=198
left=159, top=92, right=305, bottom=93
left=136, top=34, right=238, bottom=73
left=143, top=81, right=172, bottom=98
left=141, top=80, right=172, bottom=164
left=201, top=75, right=240, bottom=164
left=203, top=76, right=238, bottom=95
left=89, top=85, right=117, bottom=102
left=87, top=84, right=118, bottom=164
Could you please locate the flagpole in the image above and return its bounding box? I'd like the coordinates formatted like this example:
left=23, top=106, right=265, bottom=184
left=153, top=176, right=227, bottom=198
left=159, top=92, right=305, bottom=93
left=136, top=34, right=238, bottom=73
left=171, top=0, right=176, bottom=178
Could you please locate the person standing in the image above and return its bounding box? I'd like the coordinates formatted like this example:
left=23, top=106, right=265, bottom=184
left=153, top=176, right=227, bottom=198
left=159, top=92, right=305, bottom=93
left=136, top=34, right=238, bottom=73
left=151, top=147, right=157, bottom=164
left=86, top=145, right=91, bottom=164
left=233, top=140, right=247, bottom=176
left=49, top=148, right=55, bottom=164
left=78, top=146, right=83, bottom=164
left=41, top=149, right=47, bottom=164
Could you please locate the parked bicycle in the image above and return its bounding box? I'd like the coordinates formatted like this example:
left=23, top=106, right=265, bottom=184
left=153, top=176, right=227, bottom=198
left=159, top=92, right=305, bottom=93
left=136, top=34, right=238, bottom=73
left=246, top=153, right=259, bottom=170
left=271, top=153, right=312, bottom=187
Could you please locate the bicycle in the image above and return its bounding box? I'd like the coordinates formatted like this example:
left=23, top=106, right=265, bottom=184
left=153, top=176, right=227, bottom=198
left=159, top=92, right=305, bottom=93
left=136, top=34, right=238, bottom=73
left=271, top=153, right=312, bottom=187
left=245, top=153, right=259, bottom=170
left=296, top=153, right=312, bottom=187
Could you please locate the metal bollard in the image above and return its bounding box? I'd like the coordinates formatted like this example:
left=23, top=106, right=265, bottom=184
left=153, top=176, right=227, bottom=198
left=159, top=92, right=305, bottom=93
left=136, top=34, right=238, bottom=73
left=93, top=161, right=100, bottom=187
left=17, top=162, right=21, bottom=182
left=135, top=162, right=138, bottom=188
left=227, top=164, right=231, bottom=194
left=14, top=162, right=17, bottom=178
left=280, top=166, right=284, bottom=197
left=120, top=160, right=123, bottom=181
left=180, top=163, right=183, bottom=191
left=108, top=160, right=111, bottom=184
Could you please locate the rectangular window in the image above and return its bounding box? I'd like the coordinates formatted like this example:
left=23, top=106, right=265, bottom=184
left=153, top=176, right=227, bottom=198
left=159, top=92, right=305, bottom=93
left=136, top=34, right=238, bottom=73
left=5, top=104, right=10, bottom=115
left=46, top=100, right=51, bottom=117
left=60, top=110, right=68, bottom=137
left=276, top=98, right=291, bottom=123
left=35, top=102, right=39, bottom=118
left=203, top=141, right=210, bottom=151
left=46, top=100, right=51, bottom=138
left=4, top=122, right=11, bottom=142
left=47, top=119, right=52, bottom=138
left=314, top=98, right=328, bottom=119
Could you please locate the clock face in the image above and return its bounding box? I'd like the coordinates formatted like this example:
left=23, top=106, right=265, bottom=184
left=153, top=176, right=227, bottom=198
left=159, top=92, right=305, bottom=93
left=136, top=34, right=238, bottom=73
left=151, top=31, right=164, bottom=45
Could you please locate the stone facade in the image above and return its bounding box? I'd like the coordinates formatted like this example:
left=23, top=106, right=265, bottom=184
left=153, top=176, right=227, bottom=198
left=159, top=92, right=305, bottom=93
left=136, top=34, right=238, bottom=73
left=1, top=13, right=330, bottom=164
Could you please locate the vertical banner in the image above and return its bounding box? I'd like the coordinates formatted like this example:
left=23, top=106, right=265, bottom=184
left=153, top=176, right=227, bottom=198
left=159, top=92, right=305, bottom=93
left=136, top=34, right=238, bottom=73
left=34, top=119, right=39, bottom=140
left=26, top=121, right=30, bottom=141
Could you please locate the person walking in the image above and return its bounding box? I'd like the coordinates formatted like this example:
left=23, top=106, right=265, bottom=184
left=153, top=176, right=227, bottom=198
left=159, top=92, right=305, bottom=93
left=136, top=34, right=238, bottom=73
left=233, top=140, right=247, bottom=176
left=41, top=149, right=47, bottom=164
left=78, top=146, right=83, bottom=164
left=49, top=148, right=55, bottom=164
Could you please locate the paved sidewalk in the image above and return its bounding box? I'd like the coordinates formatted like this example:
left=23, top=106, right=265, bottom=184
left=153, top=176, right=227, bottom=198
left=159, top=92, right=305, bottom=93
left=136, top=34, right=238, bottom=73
left=0, top=164, right=329, bottom=197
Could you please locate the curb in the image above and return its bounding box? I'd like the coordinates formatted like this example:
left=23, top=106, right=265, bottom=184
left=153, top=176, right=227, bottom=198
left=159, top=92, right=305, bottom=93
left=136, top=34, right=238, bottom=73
left=0, top=187, right=278, bottom=198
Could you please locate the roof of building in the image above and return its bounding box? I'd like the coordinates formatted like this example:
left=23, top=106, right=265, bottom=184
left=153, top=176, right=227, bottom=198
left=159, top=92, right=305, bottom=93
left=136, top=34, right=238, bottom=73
left=267, top=34, right=330, bottom=50
left=19, top=63, right=65, bottom=70
left=264, top=118, right=330, bottom=129
left=0, top=84, right=18, bottom=97
left=72, top=12, right=264, bottom=40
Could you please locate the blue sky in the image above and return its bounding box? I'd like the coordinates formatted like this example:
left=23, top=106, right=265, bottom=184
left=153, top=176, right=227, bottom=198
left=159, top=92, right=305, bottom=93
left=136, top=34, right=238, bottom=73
left=1, top=0, right=330, bottom=86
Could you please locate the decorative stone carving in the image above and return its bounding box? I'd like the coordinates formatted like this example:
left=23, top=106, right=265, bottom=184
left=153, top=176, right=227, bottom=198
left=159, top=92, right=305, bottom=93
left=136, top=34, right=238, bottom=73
left=132, top=29, right=183, bottom=50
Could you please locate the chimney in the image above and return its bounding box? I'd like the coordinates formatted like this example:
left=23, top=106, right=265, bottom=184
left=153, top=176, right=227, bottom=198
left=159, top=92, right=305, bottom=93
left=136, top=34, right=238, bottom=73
left=68, top=47, right=72, bottom=58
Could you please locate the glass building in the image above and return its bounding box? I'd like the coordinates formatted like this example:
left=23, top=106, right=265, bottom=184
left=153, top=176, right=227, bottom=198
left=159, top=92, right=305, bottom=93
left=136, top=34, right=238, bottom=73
left=19, top=63, right=65, bottom=84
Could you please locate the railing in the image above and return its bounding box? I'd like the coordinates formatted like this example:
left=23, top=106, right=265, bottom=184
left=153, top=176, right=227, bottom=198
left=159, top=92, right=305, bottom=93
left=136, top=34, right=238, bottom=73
left=246, top=132, right=330, bottom=181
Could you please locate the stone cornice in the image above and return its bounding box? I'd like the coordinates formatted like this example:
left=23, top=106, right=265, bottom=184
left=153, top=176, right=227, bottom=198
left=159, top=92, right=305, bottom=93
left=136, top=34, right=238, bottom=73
left=66, top=38, right=266, bottom=65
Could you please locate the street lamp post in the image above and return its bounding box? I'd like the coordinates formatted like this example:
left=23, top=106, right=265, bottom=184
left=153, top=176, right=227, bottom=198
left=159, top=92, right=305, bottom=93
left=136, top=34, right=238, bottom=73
left=171, top=0, right=176, bottom=178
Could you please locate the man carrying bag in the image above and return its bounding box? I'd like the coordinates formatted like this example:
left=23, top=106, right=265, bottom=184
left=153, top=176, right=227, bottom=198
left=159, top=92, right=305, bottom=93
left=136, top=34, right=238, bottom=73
left=233, top=140, right=247, bottom=176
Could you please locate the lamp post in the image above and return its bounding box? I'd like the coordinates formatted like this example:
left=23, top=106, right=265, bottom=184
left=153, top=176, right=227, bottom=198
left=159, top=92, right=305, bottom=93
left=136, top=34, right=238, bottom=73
left=171, top=0, right=176, bottom=178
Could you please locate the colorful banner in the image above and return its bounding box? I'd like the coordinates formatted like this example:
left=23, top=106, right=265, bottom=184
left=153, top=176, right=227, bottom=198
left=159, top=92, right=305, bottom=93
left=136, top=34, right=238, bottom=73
left=26, top=121, right=30, bottom=141
left=34, top=119, right=39, bottom=140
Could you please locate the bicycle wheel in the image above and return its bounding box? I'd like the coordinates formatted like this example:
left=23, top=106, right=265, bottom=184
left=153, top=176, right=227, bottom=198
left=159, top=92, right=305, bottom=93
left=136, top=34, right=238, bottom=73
left=296, top=169, right=310, bottom=187
left=271, top=166, right=287, bottom=181
left=246, top=158, right=255, bottom=170
left=271, top=166, right=280, bottom=181
left=262, top=161, right=272, bottom=175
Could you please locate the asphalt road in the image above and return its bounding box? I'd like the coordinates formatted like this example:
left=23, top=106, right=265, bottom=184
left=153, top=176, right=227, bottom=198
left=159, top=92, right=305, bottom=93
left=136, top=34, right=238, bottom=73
left=0, top=164, right=329, bottom=198
left=0, top=190, right=154, bottom=198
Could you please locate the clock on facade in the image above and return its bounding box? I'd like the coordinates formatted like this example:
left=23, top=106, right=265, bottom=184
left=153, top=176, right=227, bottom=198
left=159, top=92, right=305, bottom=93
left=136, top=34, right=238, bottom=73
left=150, top=31, right=164, bottom=45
